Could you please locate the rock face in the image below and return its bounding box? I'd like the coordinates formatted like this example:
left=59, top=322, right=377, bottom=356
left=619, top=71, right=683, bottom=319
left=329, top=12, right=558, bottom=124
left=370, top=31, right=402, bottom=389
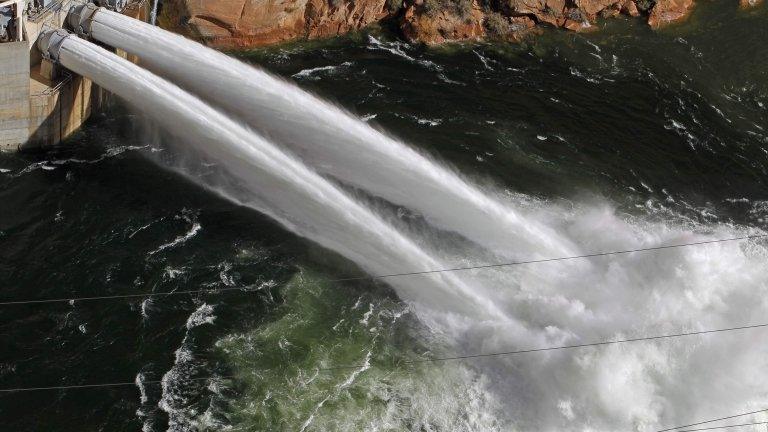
left=160, top=0, right=750, bottom=48
left=647, top=0, right=695, bottom=28
left=394, top=0, right=636, bottom=44
left=400, top=0, right=485, bottom=43
left=164, top=0, right=389, bottom=47
left=739, top=0, right=763, bottom=8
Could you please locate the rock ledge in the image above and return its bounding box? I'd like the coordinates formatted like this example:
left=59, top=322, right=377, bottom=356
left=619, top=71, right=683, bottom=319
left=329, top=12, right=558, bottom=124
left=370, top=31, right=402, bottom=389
left=157, top=0, right=756, bottom=48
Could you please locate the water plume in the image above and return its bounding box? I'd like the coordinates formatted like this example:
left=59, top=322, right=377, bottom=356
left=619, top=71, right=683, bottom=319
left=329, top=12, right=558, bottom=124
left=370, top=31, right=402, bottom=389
left=87, top=9, right=578, bottom=261
left=55, top=34, right=507, bottom=321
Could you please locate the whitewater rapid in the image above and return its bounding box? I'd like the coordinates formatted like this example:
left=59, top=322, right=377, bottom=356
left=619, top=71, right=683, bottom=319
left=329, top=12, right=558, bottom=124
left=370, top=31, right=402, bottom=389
left=430, top=199, right=768, bottom=431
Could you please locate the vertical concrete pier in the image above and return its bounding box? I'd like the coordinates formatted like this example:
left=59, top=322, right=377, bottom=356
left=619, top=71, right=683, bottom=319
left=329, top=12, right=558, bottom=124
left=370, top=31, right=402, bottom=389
left=0, top=40, right=30, bottom=148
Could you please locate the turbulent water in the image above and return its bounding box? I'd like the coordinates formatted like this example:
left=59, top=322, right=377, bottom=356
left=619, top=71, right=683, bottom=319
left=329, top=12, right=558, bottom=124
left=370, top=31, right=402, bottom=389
left=1, top=2, right=768, bottom=431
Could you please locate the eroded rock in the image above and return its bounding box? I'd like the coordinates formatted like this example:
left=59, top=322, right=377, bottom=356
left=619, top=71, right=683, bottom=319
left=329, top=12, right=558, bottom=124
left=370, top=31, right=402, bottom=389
left=168, top=0, right=389, bottom=47
left=621, top=0, right=640, bottom=17
left=647, top=0, right=695, bottom=28
left=483, top=12, right=538, bottom=42
left=739, top=0, right=764, bottom=8
left=400, top=0, right=485, bottom=44
left=159, top=0, right=744, bottom=48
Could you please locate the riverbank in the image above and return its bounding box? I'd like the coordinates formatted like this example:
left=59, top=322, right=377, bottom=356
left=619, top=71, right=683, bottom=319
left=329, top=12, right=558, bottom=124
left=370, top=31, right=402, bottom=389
left=158, top=0, right=763, bottom=48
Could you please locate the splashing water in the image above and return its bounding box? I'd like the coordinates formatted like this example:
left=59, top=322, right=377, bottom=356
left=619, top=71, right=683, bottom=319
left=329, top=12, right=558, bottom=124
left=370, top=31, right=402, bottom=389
left=431, top=201, right=768, bottom=431
left=87, top=9, right=577, bottom=261
left=149, top=0, right=159, bottom=25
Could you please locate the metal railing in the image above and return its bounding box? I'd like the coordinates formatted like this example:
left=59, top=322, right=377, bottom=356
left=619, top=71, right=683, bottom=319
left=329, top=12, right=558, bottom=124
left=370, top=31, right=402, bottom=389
left=27, top=0, right=87, bottom=23
left=121, top=0, right=146, bottom=13
left=31, top=71, right=73, bottom=96
left=27, top=0, right=64, bottom=22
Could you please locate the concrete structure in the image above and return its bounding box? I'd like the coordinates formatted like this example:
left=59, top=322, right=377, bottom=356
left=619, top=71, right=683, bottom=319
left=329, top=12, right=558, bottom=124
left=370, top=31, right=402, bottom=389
left=0, top=0, right=25, bottom=42
left=0, top=40, right=29, bottom=147
left=0, top=0, right=148, bottom=151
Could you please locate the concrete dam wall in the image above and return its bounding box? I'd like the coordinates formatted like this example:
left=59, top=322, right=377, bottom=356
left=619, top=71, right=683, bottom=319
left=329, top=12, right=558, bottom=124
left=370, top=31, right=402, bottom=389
left=0, top=0, right=148, bottom=151
left=0, top=40, right=29, bottom=147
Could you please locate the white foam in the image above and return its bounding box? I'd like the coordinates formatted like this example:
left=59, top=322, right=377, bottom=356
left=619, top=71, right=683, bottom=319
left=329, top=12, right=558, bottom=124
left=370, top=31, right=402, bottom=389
left=292, top=62, right=352, bottom=80
left=135, top=372, right=149, bottom=404
left=186, top=303, right=216, bottom=329
left=299, top=351, right=372, bottom=432
left=140, top=298, right=152, bottom=319
left=366, top=36, right=440, bottom=70
left=474, top=49, right=494, bottom=70
left=149, top=222, right=201, bottom=256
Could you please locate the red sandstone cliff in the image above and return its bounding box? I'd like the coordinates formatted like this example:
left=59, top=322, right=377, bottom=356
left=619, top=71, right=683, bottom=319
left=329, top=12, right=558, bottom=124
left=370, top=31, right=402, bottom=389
left=400, top=0, right=486, bottom=44
left=739, top=0, right=763, bottom=8
left=158, top=0, right=759, bottom=48
left=647, top=0, right=695, bottom=28
left=161, top=0, right=390, bottom=47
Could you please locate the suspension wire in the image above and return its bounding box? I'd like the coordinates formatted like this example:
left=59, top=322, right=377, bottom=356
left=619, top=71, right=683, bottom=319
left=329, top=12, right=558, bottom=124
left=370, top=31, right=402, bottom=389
left=0, top=375, right=223, bottom=393
left=672, top=422, right=768, bottom=432
left=348, top=234, right=767, bottom=281
left=0, top=234, right=764, bottom=307
left=2, top=321, right=767, bottom=393
left=312, top=322, right=768, bottom=371
left=657, top=409, right=768, bottom=432
left=394, top=322, right=768, bottom=366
